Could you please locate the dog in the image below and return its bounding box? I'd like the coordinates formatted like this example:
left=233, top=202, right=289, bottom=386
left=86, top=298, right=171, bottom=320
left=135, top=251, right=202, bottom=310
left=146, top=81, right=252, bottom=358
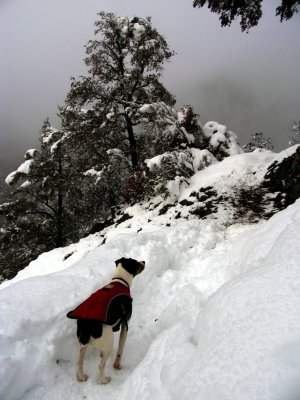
left=67, top=257, right=145, bottom=384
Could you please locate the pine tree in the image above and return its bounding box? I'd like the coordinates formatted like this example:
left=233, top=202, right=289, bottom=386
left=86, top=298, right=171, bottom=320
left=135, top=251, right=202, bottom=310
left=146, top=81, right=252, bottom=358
left=178, top=105, right=206, bottom=148
left=0, top=119, right=79, bottom=279
left=3, top=121, right=65, bottom=240
left=62, top=12, right=175, bottom=171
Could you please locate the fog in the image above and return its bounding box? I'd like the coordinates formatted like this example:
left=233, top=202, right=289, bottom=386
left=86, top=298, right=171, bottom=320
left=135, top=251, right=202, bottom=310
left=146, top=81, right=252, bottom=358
left=1, top=0, right=300, bottom=181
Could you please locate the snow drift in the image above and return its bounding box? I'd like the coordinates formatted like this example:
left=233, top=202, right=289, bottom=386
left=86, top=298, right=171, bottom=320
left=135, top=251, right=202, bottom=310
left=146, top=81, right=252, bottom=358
left=0, top=151, right=300, bottom=400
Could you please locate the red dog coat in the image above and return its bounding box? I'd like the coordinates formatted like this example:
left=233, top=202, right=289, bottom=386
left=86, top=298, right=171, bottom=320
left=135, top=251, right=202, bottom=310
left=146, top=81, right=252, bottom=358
left=67, top=282, right=132, bottom=322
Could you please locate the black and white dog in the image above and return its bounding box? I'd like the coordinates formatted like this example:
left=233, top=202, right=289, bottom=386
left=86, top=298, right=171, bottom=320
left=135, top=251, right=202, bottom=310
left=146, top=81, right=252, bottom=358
left=67, top=257, right=145, bottom=384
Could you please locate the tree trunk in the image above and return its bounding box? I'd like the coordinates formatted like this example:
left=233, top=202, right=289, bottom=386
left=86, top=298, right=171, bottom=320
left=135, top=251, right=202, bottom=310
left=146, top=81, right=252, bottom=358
left=56, top=151, right=64, bottom=247
left=125, top=115, right=139, bottom=170
left=56, top=191, right=64, bottom=247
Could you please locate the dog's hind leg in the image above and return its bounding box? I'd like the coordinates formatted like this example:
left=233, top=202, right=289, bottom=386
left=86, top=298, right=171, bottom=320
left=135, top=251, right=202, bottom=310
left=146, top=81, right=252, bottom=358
left=76, top=345, right=88, bottom=382
left=113, top=323, right=128, bottom=370
left=95, top=324, right=113, bottom=384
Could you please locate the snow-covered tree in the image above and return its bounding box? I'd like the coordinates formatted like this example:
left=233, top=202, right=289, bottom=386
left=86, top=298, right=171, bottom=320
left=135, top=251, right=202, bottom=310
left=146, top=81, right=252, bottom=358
left=0, top=117, right=109, bottom=279
left=243, top=132, right=274, bottom=152
left=3, top=119, right=71, bottom=248
left=62, top=11, right=175, bottom=170
left=176, top=105, right=209, bottom=151
left=0, top=121, right=63, bottom=278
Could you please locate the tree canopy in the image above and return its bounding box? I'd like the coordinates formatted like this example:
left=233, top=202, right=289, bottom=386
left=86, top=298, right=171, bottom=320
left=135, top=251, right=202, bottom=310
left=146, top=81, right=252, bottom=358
left=63, top=12, right=175, bottom=170
left=193, top=0, right=300, bottom=31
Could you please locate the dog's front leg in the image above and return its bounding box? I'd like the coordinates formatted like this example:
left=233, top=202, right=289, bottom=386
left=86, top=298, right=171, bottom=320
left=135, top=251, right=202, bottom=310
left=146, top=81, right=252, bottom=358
left=99, top=349, right=112, bottom=384
left=113, top=323, right=128, bottom=370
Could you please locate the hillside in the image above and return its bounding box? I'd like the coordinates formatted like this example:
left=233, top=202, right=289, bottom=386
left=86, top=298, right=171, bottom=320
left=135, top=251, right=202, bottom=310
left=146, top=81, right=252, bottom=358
left=0, top=148, right=300, bottom=400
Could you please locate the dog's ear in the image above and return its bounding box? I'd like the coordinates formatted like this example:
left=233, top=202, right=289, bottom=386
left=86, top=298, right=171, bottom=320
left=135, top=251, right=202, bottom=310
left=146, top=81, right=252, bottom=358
left=115, top=257, right=125, bottom=267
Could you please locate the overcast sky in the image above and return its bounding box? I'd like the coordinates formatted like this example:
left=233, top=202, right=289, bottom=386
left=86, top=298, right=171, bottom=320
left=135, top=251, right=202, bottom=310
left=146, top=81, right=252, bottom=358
left=1, top=0, right=300, bottom=180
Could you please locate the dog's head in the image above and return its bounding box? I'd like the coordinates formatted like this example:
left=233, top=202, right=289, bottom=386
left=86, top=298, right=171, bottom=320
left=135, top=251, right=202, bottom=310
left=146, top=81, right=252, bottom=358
left=115, top=257, right=145, bottom=276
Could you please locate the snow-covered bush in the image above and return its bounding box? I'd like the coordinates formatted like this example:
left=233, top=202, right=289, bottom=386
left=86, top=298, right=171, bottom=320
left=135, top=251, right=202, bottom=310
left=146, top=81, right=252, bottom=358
left=145, top=148, right=217, bottom=198
left=203, top=121, right=243, bottom=160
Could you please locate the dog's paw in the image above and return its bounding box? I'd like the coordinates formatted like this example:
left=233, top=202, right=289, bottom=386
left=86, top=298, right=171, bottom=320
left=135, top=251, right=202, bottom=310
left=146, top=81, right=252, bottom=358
left=113, top=361, right=122, bottom=370
left=77, top=372, right=88, bottom=382
left=113, top=354, right=122, bottom=370
left=100, top=376, right=111, bottom=384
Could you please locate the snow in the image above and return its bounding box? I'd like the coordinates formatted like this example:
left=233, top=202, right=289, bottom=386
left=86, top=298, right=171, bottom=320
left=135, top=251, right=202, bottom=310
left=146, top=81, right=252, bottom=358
left=50, top=139, right=63, bottom=154
left=166, top=176, right=181, bottom=197
left=5, top=171, right=18, bottom=185
left=17, top=159, right=34, bottom=174
left=145, top=154, right=163, bottom=170
left=1, top=149, right=300, bottom=400
left=210, top=131, right=226, bottom=146
left=190, top=148, right=218, bottom=171
left=106, top=107, right=117, bottom=121
left=139, top=104, right=154, bottom=114
left=107, top=148, right=123, bottom=157
left=20, top=180, right=31, bottom=188
left=145, top=146, right=294, bottom=203
left=203, top=121, right=243, bottom=156
left=203, top=121, right=227, bottom=137
left=181, top=148, right=286, bottom=202
left=25, top=149, right=37, bottom=159
left=132, top=23, right=145, bottom=40
left=5, top=159, right=34, bottom=185
left=177, top=110, right=185, bottom=124
left=181, top=127, right=195, bottom=144
left=42, top=126, right=58, bottom=144
left=106, top=111, right=115, bottom=120
left=83, top=168, right=103, bottom=183
left=141, top=39, right=159, bottom=51
left=117, top=17, right=127, bottom=24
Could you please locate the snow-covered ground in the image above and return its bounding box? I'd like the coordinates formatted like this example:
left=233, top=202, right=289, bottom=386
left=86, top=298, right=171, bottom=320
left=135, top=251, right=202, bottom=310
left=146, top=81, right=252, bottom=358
left=1, top=150, right=300, bottom=400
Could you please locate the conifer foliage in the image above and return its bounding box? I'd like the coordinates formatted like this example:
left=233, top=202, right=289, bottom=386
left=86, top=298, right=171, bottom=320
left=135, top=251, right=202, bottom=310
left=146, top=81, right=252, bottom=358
left=62, top=12, right=175, bottom=170
left=1, top=120, right=67, bottom=279
left=193, top=0, right=300, bottom=31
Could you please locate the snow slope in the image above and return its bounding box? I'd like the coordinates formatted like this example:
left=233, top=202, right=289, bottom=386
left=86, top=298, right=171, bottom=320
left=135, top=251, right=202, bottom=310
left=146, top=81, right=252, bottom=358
left=1, top=151, right=300, bottom=400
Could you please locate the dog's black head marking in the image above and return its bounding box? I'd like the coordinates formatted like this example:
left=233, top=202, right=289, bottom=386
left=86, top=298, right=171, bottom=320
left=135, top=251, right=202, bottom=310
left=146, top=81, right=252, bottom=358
left=115, top=257, right=145, bottom=276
